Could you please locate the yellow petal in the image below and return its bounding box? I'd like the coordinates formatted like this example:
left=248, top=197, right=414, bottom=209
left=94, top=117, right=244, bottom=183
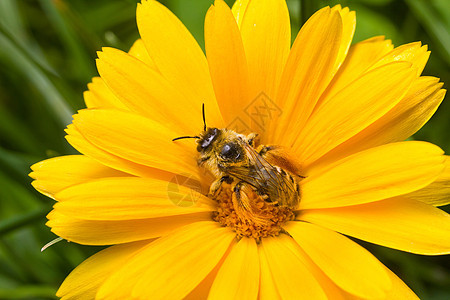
left=320, top=36, right=393, bottom=103
left=209, top=237, right=259, bottom=300
left=370, top=42, right=430, bottom=76
left=127, top=38, right=157, bottom=69
left=288, top=244, right=349, bottom=300
left=65, top=124, right=171, bottom=180
left=299, top=197, right=450, bottom=255
left=231, top=0, right=249, bottom=27
left=259, top=241, right=282, bottom=300
left=259, top=235, right=327, bottom=299
left=205, top=0, right=251, bottom=129
left=345, top=265, right=420, bottom=300
left=83, top=77, right=127, bottom=109
left=331, top=5, right=356, bottom=72
left=320, top=42, right=428, bottom=112
left=271, top=7, right=342, bottom=145
left=96, top=222, right=235, bottom=299
left=29, top=155, right=127, bottom=199
left=321, top=41, right=427, bottom=112
left=240, top=0, right=290, bottom=102
left=72, top=109, right=201, bottom=180
left=53, top=177, right=213, bottom=220
left=185, top=251, right=227, bottom=300
left=96, top=47, right=211, bottom=133
left=311, top=76, right=445, bottom=168
left=136, top=0, right=223, bottom=127
left=84, top=38, right=160, bottom=110
left=307, top=6, right=354, bottom=126
left=286, top=221, right=391, bottom=298
left=300, top=141, right=445, bottom=209
left=293, top=62, right=416, bottom=166
left=380, top=266, right=420, bottom=300
left=407, top=156, right=450, bottom=206
left=57, top=240, right=149, bottom=300
left=47, top=210, right=210, bottom=246
left=261, top=240, right=349, bottom=299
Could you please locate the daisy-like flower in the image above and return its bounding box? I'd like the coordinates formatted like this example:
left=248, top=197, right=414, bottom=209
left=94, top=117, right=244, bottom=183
left=30, top=0, right=450, bottom=299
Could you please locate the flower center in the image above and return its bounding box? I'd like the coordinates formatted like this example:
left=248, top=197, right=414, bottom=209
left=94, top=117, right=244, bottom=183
left=211, top=183, right=295, bottom=240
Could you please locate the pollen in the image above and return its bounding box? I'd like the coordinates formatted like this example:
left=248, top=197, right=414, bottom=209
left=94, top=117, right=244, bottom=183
left=212, top=183, right=295, bottom=240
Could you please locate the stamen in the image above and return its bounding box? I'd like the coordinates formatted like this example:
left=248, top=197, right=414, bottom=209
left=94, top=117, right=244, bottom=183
left=41, top=237, right=64, bottom=252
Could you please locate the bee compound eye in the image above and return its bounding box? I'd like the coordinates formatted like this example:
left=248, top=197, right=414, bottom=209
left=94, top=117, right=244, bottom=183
left=220, top=143, right=241, bottom=161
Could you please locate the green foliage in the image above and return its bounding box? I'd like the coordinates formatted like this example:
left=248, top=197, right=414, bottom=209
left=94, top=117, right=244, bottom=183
left=0, top=0, right=448, bottom=298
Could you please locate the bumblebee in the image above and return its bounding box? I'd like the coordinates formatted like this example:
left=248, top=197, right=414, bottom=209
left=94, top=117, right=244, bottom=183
left=173, top=106, right=302, bottom=222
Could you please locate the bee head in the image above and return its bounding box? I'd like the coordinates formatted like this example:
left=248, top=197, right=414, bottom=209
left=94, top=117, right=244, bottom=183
left=196, top=128, right=245, bottom=165
left=197, top=127, right=220, bottom=152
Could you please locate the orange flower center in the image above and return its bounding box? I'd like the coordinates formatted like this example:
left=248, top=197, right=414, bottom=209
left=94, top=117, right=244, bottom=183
left=211, top=183, right=295, bottom=240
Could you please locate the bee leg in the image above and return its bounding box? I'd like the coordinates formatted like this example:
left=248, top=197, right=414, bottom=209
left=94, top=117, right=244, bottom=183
left=246, top=133, right=259, bottom=147
left=208, top=175, right=232, bottom=198
left=257, top=191, right=279, bottom=206
left=233, top=181, right=244, bottom=201
left=197, top=155, right=210, bottom=166
left=232, top=181, right=252, bottom=216
left=233, top=182, right=269, bottom=224
left=233, top=182, right=272, bottom=210
left=279, top=228, right=292, bottom=237
left=256, top=145, right=278, bottom=156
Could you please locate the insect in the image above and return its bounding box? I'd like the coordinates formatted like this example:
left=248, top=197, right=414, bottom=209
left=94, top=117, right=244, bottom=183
left=173, top=105, right=302, bottom=222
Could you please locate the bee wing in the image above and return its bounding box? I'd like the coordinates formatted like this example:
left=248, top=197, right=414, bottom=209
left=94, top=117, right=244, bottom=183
left=257, top=145, right=304, bottom=177
left=224, top=143, right=297, bottom=203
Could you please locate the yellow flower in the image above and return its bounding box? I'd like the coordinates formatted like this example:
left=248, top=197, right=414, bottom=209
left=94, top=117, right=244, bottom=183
left=30, top=0, right=450, bottom=299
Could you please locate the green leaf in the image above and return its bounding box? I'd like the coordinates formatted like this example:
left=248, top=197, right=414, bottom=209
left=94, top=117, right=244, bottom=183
left=0, top=208, right=48, bottom=236
left=0, top=107, right=43, bottom=154
left=38, top=0, right=96, bottom=80
left=0, top=32, right=74, bottom=127
left=405, top=0, right=450, bottom=64
left=351, top=5, right=400, bottom=43
left=0, top=0, right=57, bottom=75
left=0, top=285, right=57, bottom=299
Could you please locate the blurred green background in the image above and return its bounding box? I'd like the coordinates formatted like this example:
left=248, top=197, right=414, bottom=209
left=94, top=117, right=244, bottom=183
left=0, top=0, right=448, bottom=299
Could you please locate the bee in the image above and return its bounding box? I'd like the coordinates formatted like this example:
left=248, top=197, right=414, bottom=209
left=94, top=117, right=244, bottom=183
left=173, top=105, right=302, bottom=222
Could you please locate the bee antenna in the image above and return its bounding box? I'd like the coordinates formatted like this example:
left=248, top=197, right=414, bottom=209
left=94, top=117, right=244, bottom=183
left=172, top=135, right=200, bottom=142
left=202, top=103, right=207, bottom=131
